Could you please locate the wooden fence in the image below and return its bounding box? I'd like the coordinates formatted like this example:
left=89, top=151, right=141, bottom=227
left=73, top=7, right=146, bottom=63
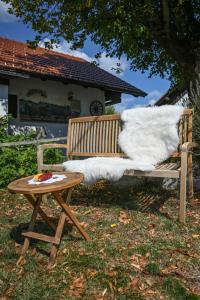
left=0, top=136, right=66, bottom=148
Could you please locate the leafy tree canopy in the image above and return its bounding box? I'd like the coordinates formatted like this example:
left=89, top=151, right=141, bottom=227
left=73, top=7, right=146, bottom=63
left=3, top=0, right=200, bottom=91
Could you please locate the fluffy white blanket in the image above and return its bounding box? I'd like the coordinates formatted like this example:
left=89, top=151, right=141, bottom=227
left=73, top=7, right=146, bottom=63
left=63, top=157, right=154, bottom=184
left=63, top=105, right=184, bottom=184
left=118, top=105, right=184, bottom=165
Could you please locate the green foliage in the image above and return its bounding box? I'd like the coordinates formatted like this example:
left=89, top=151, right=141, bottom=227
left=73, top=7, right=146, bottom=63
left=145, top=262, right=161, bottom=275
left=0, top=116, right=64, bottom=188
left=163, top=277, right=199, bottom=300
left=3, top=0, right=200, bottom=87
left=105, top=105, right=117, bottom=115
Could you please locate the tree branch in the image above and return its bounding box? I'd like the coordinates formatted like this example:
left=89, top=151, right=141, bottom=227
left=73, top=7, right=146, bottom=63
left=161, top=0, right=170, bottom=39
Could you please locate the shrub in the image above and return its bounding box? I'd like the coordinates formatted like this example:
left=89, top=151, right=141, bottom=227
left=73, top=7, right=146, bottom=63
left=105, top=105, right=117, bottom=115
left=0, top=116, right=64, bottom=188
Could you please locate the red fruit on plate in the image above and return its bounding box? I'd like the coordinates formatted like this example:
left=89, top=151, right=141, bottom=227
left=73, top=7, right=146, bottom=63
left=38, top=173, right=53, bottom=182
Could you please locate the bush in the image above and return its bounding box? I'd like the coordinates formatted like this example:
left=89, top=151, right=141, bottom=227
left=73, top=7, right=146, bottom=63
left=105, top=105, right=117, bottom=115
left=0, top=116, right=64, bottom=188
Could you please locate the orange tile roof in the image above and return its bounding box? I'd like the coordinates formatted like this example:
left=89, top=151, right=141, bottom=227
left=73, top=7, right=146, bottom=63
left=0, top=37, right=146, bottom=96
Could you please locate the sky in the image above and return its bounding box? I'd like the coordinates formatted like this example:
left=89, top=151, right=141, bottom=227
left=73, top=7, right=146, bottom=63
left=0, top=1, right=170, bottom=111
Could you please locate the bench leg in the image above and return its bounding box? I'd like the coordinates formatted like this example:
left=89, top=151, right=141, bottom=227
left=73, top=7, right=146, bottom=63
left=188, top=153, right=194, bottom=201
left=179, top=151, right=188, bottom=223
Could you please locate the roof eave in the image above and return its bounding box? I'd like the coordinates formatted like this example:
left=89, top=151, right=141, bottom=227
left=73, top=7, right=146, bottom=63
left=0, top=67, right=147, bottom=97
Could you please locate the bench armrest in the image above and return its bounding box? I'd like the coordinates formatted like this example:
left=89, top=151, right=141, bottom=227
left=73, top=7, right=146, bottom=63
left=37, top=143, right=68, bottom=172
left=181, top=142, right=198, bottom=153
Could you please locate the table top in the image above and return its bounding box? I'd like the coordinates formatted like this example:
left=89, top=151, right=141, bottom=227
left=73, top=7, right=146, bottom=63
left=7, top=172, right=84, bottom=195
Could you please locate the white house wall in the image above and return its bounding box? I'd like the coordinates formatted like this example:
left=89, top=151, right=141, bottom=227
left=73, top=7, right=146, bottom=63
left=0, top=84, right=8, bottom=116
left=6, top=77, right=105, bottom=137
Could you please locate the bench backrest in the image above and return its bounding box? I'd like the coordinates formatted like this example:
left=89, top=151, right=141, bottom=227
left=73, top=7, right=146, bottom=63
left=67, top=108, right=193, bottom=159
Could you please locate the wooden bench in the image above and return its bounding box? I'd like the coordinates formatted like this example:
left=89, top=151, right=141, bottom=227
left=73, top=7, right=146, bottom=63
left=37, top=108, right=196, bottom=223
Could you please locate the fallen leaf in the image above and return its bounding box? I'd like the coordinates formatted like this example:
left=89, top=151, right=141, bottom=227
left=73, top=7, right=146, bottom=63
left=70, top=276, right=84, bottom=289
left=87, top=269, right=97, bottom=278
left=102, top=288, right=107, bottom=296
left=16, top=256, right=26, bottom=267
left=130, top=254, right=147, bottom=271
left=62, top=248, right=69, bottom=255
left=80, top=221, right=89, bottom=228
left=130, top=277, right=140, bottom=288
left=192, top=234, right=199, bottom=238
left=145, top=277, right=155, bottom=287
left=118, top=211, right=130, bottom=224
left=107, top=271, right=117, bottom=277
left=69, top=275, right=85, bottom=297
left=130, top=262, right=142, bottom=270
left=161, top=265, right=178, bottom=275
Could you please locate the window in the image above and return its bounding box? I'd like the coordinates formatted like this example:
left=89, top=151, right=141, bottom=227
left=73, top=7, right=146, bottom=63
left=8, top=94, right=18, bottom=118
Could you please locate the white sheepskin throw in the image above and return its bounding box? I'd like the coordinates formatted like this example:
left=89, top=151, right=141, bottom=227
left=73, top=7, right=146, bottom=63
left=118, top=105, right=184, bottom=166
left=63, top=157, right=154, bottom=184
left=63, top=105, right=184, bottom=184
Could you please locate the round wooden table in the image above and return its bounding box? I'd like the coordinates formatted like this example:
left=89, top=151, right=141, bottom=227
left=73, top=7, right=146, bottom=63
left=8, top=172, right=90, bottom=268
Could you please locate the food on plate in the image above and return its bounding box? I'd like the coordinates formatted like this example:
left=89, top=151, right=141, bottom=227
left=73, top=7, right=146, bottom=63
left=33, top=173, right=53, bottom=182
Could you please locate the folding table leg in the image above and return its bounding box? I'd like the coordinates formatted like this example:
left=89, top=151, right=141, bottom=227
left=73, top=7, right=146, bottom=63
left=25, top=194, right=56, bottom=231
left=48, top=189, right=72, bottom=268
left=53, top=191, right=90, bottom=241
left=20, top=195, right=42, bottom=256
left=48, top=212, right=66, bottom=268
left=62, top=188, right=72, bottom=204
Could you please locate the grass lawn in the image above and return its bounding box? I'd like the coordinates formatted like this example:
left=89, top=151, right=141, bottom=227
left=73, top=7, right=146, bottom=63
left=0, top=180, right=199, bottom=299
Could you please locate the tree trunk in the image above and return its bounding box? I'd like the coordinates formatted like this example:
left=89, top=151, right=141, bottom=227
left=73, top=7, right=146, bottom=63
left=188, top=56, right=200, bottom=108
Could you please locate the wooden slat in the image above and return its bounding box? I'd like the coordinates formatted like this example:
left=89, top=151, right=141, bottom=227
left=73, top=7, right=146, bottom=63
left=102, top=121, right=106, bottom=153
left=184, top=115, right=188, bottom=143
left=68, top=122, right=74, bottom=155
left=67, top=119, right=72, bottom=159
left=92, top=122, right=95, bottom=152
left=157, top=162, right=180, bottom=170
left=87, top=122, right=91, bottom=153
left=105, top=121, right=109, bottom=152
left=179, top=118, right=183, bottom=146
left=70, top=114, right=120, bottom=123
left=22, top=231, right=60, bottom=244
left=117, top=120, right=122, bottom=153
left=41, top=164, right=64, bottom=171
left=76, top=122, right=80, bottom=153
left=188, top=112, right=193, bottom=142
left=113, top=120, right=116, bottom=153
left=124, top=169, right=180, bottom=178
left=79, top=122, right=83, bottom=152
left=75, top=123, right=79, bottom=152
left=99, top=120, right=103, bottom=153
left=70, top=152, right=126, bottom=157
left=83, top=122, right=88, bottom=152
left=111, top=120, right=115, bottom=153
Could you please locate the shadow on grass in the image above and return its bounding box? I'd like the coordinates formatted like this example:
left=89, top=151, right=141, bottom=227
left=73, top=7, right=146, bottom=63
left=72, top=179, right=176, bottom=218
left=9, top=218, right=74, bottom=253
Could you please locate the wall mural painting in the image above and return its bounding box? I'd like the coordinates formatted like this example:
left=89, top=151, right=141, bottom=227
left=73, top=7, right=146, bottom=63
left=19, top=99, right=80, bottom=123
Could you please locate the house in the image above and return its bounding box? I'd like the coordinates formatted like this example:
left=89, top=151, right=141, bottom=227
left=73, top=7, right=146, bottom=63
left=0, top=37, right=146, bottom=137
left=155, top=86, right=189, bottom=107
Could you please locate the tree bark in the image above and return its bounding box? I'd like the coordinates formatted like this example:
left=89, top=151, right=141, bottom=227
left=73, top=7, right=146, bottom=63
left=188, top=56, right=200, bottom=108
